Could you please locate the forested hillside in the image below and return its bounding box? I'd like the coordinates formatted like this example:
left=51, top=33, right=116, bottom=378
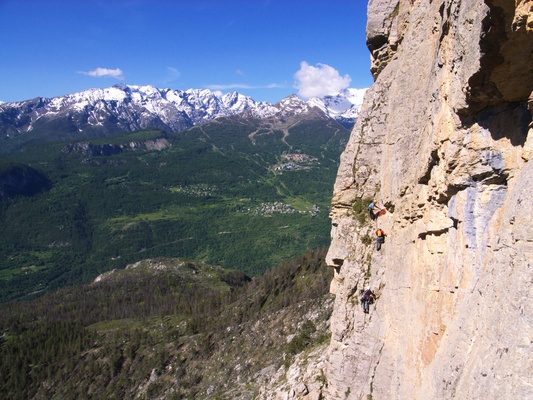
left=0, top=113, right=347, bottom=301
left=0, top=249, right=333, bottom=399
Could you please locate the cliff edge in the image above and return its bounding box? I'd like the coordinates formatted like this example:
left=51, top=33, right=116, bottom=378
left=323, top=0, right=533, bottom=399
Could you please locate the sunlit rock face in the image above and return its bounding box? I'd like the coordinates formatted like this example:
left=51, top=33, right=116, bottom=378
left=322, top=0, right=533, bottom=399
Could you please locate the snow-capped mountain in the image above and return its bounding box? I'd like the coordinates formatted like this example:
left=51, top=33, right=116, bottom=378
left=307, top=88, right=367, bottom=126
left=0, top=84, right=366, bottom=141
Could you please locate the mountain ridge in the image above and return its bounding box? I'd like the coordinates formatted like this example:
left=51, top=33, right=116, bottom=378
left=0, top=85, right=366, bottom=150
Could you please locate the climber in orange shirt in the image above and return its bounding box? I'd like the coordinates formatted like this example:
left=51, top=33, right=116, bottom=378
left=375, top=228, right=386, bottom=251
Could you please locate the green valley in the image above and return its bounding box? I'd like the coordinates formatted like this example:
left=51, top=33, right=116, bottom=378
left=0, top=113, right=348, bottom=301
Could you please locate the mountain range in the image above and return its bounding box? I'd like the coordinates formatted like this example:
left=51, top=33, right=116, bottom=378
left=0, top=85, right=366, bottom=154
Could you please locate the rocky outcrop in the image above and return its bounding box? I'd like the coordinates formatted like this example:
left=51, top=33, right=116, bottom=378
left=61, top=138, right=171, bottom=157
left=260, top=0, right=533, bottom=398
left=322, top=0, right=533, bottom=399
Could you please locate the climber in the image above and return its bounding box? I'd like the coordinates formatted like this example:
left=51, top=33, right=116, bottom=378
left=368, top=200, right=381, bottom=220
left=360, top=288, right=376, bottom=314
left=375, top=228, right=386, bottom=251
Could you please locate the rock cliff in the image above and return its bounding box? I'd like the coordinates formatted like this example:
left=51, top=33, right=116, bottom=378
left=261, top=0, right=532, bottom=398
left=324, top=0, right=533, bottom=398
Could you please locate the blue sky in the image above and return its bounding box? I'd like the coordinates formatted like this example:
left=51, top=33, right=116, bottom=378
left=0, top=0, right=373, bottom=104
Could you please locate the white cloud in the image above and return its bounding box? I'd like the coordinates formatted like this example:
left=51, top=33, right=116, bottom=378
left=205, top=83, right=285, bottom=90
left=206, top=83, right=255, bottom=90
left=78, top=67, right=124, bottom=79
left=162, top=67, right=180, bottom=84
left=293, top=61, right=351, bottom=98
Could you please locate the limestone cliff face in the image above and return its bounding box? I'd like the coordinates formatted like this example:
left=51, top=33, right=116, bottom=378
left=322, top=1, right=533, bottom=399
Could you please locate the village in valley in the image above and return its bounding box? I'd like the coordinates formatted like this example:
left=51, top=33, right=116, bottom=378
left=274, top=153, right=318, bottom=171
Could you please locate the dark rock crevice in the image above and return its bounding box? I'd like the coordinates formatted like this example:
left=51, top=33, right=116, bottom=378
left=461, top=0, right=533, bottom=116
